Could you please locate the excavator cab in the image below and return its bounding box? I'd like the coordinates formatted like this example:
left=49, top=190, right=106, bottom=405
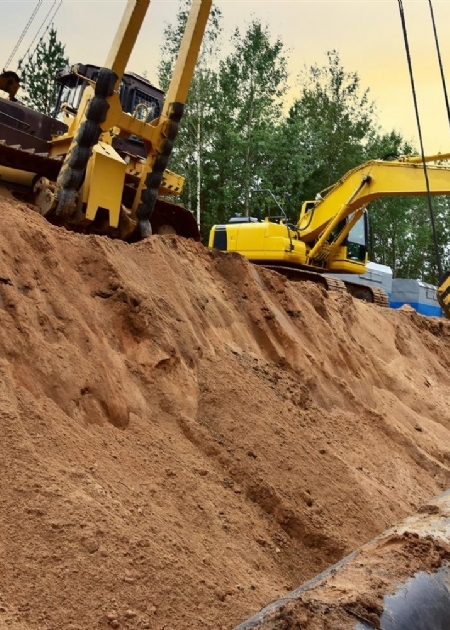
left=331, top=214, right=369, bottom=263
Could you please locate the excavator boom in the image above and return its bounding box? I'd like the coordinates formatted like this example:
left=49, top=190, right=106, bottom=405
left=299, top=158, right=450, bottom=262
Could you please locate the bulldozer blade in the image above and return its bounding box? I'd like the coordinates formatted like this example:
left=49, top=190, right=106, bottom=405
left=232, top=490, right=450, bottom=630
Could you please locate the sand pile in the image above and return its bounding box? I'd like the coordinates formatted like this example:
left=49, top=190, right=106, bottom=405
left=1, top=199, right=450, bottom=630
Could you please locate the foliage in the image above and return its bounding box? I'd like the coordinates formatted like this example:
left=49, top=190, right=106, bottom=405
left=158, top=0, right=223, bottom=228
left=277, top=50, right=378, bottom=219
left=156, top=11, right=446, bottom=282
left=203, top=19, right=288, bottom=231
left=18, top=26, right=69, bottom=116
left=367, top=132, right=449, bottom=283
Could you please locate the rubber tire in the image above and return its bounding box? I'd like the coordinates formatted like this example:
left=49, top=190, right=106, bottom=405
left=67, top=145, right=92, bottom=169
left=78, top=120, right=101, bottom=147
left=87, top=95, right=110, bottom=124
left=95, top=68, right=117, bottom=98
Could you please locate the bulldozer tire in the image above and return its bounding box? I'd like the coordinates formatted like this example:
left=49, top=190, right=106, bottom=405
left=78, top=120, right=101, bottom=147
left=94, top=68, right=117, bottom=99
left=67, top=146, right=92, bottom=169
left=58, top=168, right=84, bottom=190
left=86, top=96, right=110, bottom=124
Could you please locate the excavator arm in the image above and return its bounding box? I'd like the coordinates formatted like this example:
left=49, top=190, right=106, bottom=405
left=299, top=154, right=450, bottom=265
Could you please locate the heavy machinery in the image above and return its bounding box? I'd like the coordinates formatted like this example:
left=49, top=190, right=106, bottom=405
left=209, top=154, right=450, bottom=310
left=0, top=0, right=212, bottom=240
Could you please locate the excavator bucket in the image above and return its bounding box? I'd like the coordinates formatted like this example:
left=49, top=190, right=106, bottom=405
left=437, top=270, right=450, bottom=319
left=232, top=490, right=450, bottom=630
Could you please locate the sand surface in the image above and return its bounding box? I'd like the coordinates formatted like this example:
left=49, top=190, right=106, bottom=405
left=1, top=199, right=450, bottom=630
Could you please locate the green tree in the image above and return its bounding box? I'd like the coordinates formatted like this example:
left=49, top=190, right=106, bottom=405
left=204, top=19, right=288, bottom=230
left=158, top=0, right=222, bottom=231
left=367, top=132, right=450, bottom=283
left=365, top=131, right=415, bottom=274
left=278, top=50, right=377, bottom=218
left=18, top=26, right=69, bottom=115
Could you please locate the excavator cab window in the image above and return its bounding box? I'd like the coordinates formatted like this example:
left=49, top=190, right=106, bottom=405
left=347, top=214, right=369, bottom=261
left=331, top=214, right=368, bottom=262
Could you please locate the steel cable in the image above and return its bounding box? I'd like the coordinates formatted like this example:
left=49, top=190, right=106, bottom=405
left=19, top=0, right=63, bottom=67
left=428, top=1, right=450, bottom=131
left=397, top=0, right=442, bottom=279
left=4, top=0, right=43, bottom=69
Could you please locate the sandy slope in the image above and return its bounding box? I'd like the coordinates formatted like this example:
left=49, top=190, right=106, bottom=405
left=1, top=199, right=450, bottom=630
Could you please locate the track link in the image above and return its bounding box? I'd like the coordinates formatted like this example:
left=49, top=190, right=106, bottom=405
left=0, top=139, right=63, bottom=180
left=260, top=264, right=389, bottom=307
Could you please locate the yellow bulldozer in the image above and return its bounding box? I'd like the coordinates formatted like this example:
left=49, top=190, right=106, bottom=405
left=0, top=0, right=212, bottom=241
left=209, top=154, right=450, bottom=317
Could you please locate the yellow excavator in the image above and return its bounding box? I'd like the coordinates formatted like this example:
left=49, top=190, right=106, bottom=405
left=0, top=0, right=212, bottom=240
left=209, top=154, right=450, bottom=314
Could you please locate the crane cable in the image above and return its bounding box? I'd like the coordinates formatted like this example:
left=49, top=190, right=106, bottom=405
left=4, top=0, right=43, bottom=70
left=397, top=0, right=443, bottom=279
left=428, top=1, right=450, bottom=130
left=19, top=0, right=63, bottom=68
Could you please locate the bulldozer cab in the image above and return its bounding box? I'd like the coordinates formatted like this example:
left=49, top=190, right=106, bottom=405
left=53, top=64, right=164, bottom=124
left=52, top=64, right=166, bottom=160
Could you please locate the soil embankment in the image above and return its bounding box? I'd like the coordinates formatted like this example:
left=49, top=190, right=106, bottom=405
left=1, top=199, right=450, bottom=630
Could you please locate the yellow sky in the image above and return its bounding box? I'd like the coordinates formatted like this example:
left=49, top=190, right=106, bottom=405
left=3, top=0, right=450, bottom=154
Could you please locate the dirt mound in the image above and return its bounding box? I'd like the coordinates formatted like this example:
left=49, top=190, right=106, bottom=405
left=1, top=199, right=450, bottom=630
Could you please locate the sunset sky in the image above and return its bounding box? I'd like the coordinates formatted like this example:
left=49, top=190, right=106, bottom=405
left=2, top=0, right=450, bottom=155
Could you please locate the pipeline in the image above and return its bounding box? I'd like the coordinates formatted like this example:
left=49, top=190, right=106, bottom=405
left=232, top=490, right=450, bottom=630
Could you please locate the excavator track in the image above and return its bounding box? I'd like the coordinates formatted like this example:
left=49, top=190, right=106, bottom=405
left=342, top=280, right=390, bottom=307
left=260, top=264, right=390, bottom=307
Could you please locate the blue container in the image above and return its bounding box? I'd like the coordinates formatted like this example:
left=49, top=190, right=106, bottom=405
left=390, top=278, right=442, bottom=317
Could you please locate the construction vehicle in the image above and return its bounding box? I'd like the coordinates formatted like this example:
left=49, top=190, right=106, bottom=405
left=0, top=0, right=212, bottom=240
left=209, top=154, right=450, bottom=310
